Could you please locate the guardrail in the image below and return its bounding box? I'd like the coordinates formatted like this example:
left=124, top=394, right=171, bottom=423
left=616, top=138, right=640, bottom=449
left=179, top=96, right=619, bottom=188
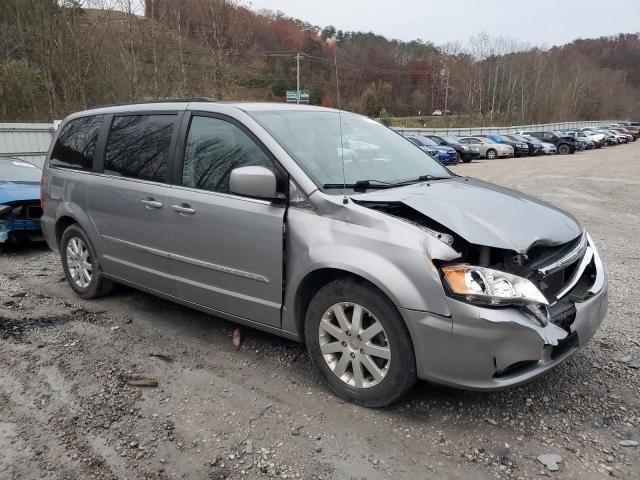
left=394, top=120, right=620, bottom=136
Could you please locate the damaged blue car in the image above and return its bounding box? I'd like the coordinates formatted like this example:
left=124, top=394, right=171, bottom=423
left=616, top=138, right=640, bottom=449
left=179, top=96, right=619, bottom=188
left=0, top=157, right=44, bottom=244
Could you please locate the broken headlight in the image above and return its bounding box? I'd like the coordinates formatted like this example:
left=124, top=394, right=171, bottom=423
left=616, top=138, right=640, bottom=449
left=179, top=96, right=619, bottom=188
left=441, top=265, right=550, bottom=324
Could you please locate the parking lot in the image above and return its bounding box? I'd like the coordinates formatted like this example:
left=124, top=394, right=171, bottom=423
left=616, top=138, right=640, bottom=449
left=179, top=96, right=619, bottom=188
left=1, top=143, right=639, bottom=480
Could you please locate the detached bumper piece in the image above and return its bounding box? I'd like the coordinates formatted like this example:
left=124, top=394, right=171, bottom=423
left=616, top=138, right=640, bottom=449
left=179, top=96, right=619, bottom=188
left=402, top=234, right=607, bottom=390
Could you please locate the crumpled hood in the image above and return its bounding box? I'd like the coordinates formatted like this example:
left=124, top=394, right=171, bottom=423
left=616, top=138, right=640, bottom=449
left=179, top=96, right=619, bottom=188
left=0, top=181, right=41, bottom=204
left=351, top=177, right=582, bottom=253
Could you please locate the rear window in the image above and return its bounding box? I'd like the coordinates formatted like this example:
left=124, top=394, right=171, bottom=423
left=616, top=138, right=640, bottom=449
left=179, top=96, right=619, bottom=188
left=104, top=115, right=176, bottom=183
left=49, top=115, right=104, bottom=171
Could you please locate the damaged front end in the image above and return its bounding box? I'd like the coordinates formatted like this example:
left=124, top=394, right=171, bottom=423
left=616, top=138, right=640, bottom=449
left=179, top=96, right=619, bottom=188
left=356, top=196, right=607, bottom=390
left=0, top=201, right=44, bottom=244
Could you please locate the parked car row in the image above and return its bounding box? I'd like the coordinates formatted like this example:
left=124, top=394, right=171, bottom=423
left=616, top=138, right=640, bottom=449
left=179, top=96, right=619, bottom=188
left=403, top=122, right=638, bottom=165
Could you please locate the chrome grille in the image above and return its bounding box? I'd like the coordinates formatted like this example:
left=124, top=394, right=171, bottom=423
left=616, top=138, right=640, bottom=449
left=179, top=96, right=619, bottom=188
left=533, top=232, right=596, bottom=304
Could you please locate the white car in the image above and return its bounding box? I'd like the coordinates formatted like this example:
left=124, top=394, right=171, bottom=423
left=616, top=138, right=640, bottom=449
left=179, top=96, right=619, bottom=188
left=576, top=131, right=605, bottom=147
left=523, top=136, right=557, bottom=154
left=581, top=130, right=606, bottom=144
left=542, top=142, right=557, bottom=154
left=607, top=130, right=630, bottom=143
left=588, top=129, right=618, bottom=145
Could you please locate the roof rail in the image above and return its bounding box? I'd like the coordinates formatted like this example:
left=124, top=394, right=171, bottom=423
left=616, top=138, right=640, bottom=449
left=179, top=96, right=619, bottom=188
left=94, top=97, right=216, bottom=108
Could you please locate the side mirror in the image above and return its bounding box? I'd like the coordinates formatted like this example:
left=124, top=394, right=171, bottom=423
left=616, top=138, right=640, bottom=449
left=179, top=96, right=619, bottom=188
left=230, top=166, right=278, bottom=200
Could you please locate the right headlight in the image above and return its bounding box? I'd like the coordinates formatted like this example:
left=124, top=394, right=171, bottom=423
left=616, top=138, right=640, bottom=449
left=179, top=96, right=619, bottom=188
left=441, top=264, right=550, bottom=324
left=460, top=145, right=469, bottom=151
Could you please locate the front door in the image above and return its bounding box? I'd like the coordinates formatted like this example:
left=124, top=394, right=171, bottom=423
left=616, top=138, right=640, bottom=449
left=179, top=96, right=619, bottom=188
left=166, top=114, right=286, bottom=327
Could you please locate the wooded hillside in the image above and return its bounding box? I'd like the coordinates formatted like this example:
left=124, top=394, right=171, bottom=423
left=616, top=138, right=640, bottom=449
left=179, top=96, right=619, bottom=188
left=1, top=0, right=639, bottom=123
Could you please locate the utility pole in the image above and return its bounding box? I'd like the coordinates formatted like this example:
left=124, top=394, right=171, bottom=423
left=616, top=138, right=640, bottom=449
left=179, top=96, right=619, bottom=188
left=295, top=53, right=302, bottom=104
left=443, top=68, right=450, bottom=117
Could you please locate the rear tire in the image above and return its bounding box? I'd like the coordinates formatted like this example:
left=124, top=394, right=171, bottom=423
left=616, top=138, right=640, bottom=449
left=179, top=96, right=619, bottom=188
left=304, top=278, right=417, bottom=407
left=486, top=149, right=497, bottom=160
left=60, top=224, right=114, bottom=299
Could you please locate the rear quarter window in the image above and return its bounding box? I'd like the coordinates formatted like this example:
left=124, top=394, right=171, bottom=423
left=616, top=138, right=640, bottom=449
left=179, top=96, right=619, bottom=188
left=49, top=115, right=104, bottom=171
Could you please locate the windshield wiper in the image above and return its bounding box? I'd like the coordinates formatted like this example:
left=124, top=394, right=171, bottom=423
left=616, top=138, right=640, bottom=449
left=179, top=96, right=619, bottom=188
left=323, top=179, right=396, bottom=191
left=323, top=176, right=450, bottom=191
left=393, top=175, right=450, bottom=186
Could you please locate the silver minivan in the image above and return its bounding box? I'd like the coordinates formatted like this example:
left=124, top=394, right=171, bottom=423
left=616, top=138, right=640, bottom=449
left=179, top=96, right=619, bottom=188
left=41, top=100, right=608, bottom=407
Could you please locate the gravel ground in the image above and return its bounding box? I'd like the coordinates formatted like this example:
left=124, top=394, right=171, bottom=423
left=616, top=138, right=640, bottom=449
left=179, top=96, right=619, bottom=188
left=1, top=143, right=639, bottom=480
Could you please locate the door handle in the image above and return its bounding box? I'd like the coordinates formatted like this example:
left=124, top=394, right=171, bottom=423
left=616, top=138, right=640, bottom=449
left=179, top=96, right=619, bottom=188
left=171, top=204, right=196, bottom=215
left=141, top=198, right=163, bottom=209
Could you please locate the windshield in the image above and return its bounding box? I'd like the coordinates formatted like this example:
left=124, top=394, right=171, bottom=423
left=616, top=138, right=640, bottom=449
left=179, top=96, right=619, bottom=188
left=484, top=134, right=503, bottom=143
left=509, top=134, right=529, bottom=143
left=414, top=136, right=438, bottom=146
left=251, top=110, right=452, bottom=189
left=0, top=159, right=41, bottom=182
left=438, top=135, right=461, bottom=144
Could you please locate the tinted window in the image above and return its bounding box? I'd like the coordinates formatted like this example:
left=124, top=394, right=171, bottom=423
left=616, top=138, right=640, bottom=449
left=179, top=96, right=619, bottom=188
left=104, top=115, right=176, bottom=182
left=50, top=115, right=103, bottom=170
left=182, top=116, right=273, bottom=194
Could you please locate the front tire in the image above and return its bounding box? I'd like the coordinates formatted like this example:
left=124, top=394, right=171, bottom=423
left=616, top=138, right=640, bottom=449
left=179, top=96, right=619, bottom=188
left=304, top=278, right=416, bottom=407
left=486, top=148, right=497, bottom=159
left=558, top=143, right=571, bottom=155
left=60, top=224, right=114, bottom=299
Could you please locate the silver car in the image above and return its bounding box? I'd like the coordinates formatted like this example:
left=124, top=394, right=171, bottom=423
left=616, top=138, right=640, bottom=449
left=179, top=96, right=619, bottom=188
left=41, top=100, right=608, bottom=407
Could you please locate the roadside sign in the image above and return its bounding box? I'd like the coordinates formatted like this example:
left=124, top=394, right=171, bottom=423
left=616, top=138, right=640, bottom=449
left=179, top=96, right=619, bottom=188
left=286, top=90, right=310, bottom=104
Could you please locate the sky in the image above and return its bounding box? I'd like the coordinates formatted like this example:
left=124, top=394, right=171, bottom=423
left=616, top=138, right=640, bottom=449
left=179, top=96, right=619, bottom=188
left=248, top=0, right=640, bottom=48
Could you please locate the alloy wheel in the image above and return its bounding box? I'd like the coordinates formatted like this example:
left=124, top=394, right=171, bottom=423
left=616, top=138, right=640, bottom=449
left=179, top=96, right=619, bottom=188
left=66, top=237, right=92, bottom=289
left=318, top=302, right=391, bottom=389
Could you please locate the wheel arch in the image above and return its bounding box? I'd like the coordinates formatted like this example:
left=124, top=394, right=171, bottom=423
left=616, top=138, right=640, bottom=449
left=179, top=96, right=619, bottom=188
left=55, top=215, right=78, bottom=249
left=293, top=269, right=373, bottom=338
left=52, top=201, right=102, bottom=255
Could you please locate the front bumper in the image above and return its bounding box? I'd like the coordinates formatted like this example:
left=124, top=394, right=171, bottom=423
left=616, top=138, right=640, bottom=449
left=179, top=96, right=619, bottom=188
left=436, top=152, right=459, bottom=165
left=514, top=146, right=530, bottom=156
left=401, top=240, right=608, bottom=390
left=461, top=150, right=481, bottom=161
left=0, top=218, right=42, bottom=243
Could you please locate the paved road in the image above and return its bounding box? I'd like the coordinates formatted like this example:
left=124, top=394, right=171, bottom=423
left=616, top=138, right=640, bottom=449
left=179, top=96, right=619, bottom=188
left=1, top=143, right=639, bottom=479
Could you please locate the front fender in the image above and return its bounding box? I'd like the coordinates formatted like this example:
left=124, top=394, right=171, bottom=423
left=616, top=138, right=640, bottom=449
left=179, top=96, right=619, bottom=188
left=283, top=206, right=457, bottom=335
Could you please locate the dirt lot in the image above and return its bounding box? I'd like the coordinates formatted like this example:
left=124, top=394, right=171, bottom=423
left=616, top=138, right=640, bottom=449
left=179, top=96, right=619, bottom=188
left=1, top=143, right=639, bottom=480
